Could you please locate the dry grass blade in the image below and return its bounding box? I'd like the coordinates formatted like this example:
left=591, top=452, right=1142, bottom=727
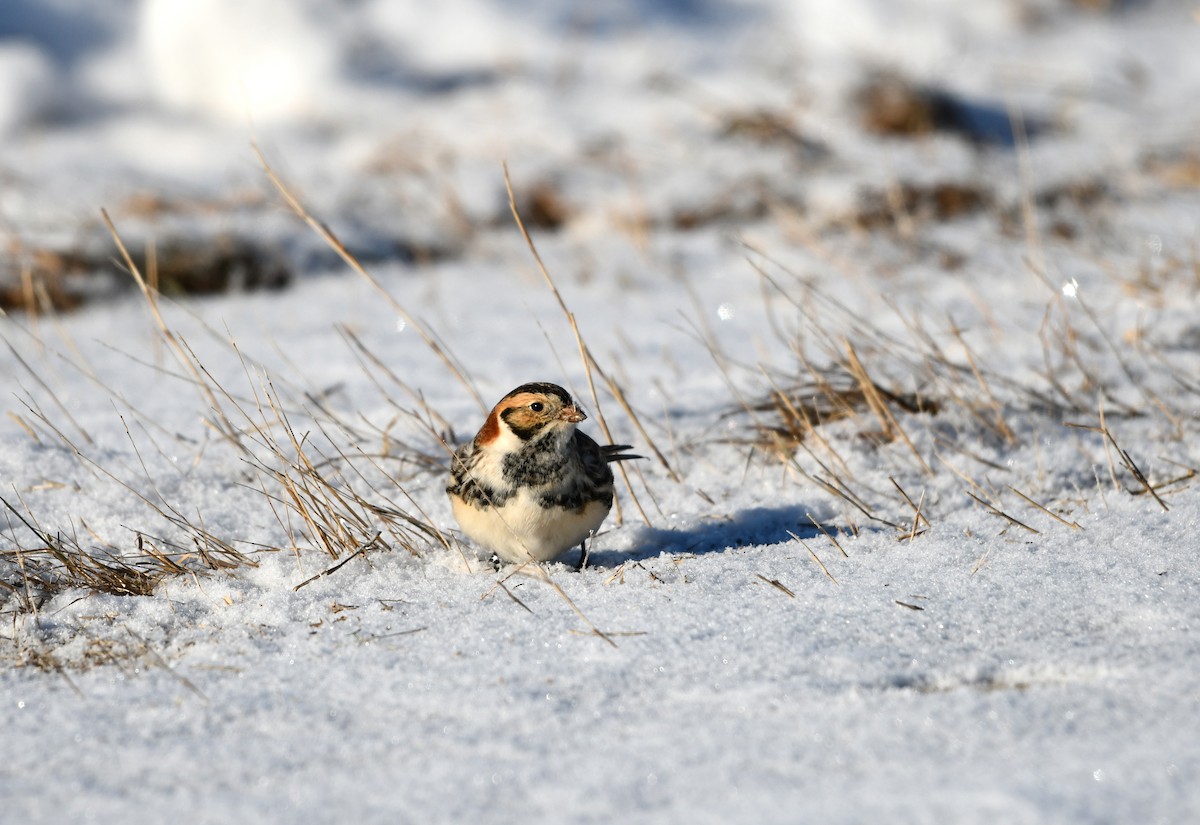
left=1144, top=463, right=1197, bottom=496
left=807, top=513, right=849, bottom=558
left=497, top=580, right=534, bottom=614
left=101, top=209, right=242, bottom=446
left=890, top=477, right=932, bottom=529
left=966, top=491, right=1040, bottom=534
left=755, top=573, right=796, bottom=598
left=293, top=535, right=378, bottom=591
left=252, top=143, right=484, bottom=412
left=219, top=325, right=454, bottom=568
left=1007, top=485, right=1083, bottom=530
left=247, top=383, right=442, bottom=562
left=843, top=340, right=932, bottom=475
left=337, top=324, right=457, bottom=444
left=747, top=366, right=856, bottom=476
left=787, top=530, right=839, bottom=584
left=905, top=488, right=928, bottom=542
left=3, top=338, right=95, bottom=447
left=5, top=299, right=450, bottom=621
left=811, top=473, right=903, bottom=530
left=502, top=162, right=652, bottom=528
left=489, top=561, right=617, bottom=647
left=6, top=411, right=40, bottom=443
left=3, top=516, right=41, bottom=614
left=1064, top=420, right=1169, bottom=512
left=589, top=359, right=680, bottom=482
left=946, top=319, right=1017, bottom=444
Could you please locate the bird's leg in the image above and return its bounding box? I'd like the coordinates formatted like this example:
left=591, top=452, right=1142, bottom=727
left=576, top=532, right=594, bottom=571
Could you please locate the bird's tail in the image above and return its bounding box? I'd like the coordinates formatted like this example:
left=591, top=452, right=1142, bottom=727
left=602, top=444, right=642, bottom=463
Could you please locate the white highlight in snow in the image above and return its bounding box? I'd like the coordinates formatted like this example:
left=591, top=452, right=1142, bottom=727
left=395, top=318, right=407, bottom=333
left=139, top=0, right=338, bottom=123
left=1061, top=279, right=1079, bottom=298
left=717, top=303, right=735, bottom=320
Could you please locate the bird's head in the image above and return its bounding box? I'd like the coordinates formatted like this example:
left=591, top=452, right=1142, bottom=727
left=477, top=382, right=586, bottom=446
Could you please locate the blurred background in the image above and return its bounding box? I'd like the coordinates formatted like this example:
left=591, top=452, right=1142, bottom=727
left=1, top=0, right=1196, bottom=312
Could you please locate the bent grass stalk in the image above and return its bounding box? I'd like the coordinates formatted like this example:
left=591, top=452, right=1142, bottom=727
left=501, top=162, right=653, bottom=528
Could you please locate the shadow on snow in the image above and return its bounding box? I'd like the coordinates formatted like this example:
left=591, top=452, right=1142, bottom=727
left=589, top=505, right=821, bottom=568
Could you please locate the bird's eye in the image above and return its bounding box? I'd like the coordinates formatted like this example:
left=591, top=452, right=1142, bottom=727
left=530, top=402, right=545, bottom=412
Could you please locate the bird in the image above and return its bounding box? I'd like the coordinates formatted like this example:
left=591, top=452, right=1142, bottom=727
left=446, top=382, right=638, bottom=569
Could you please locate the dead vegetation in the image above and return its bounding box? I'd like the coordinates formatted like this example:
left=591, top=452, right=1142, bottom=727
left=855, top=71, right=1042, bottom=147
left=717, top=109, right=827, bottom=161
left=831, top=175, right=1113, bottom=241
left=1, top=152, right=677, bottom=660
left=852, top=181, right=992, bottom=230
left=1, top=202, right=460, bottom=628
left=2, top=105, right=1196, bottom=667
left=1, top=234, right=290, bottom=314
left=0, top=485, right=250, bottom=613
left=513, top=180, right=573, bottom=231
left=722, top=242, right=1200, bottom=545
left=1142, top=148, right=1200, bottom=190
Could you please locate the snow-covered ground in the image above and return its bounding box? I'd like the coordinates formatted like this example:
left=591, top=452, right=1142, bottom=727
left=3, top=1, right=1200, bottom=822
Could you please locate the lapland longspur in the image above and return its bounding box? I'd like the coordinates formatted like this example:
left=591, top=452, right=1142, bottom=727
left=447, top=382, right=638, bottom=568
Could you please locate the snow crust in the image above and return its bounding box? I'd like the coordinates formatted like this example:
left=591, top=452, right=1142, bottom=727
left=2, top=1, right=1199, bottom=823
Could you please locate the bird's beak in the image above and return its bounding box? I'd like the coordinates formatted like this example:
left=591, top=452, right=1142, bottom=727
left=560, top=405, right=586, bottom=423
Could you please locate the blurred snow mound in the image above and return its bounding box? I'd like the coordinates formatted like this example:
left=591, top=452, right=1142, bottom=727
left=788, top=0, right=1017, bottom=80
left=362, top=0, right=539, bottom=74
left=0, top=41, right=58, bottom=135
left=139, top=0, right=340, bottom=123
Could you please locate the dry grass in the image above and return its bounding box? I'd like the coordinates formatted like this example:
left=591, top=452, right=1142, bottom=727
left=1, top=206, right=461, bottom=633
left=5, top=120, right=1197, bottom=667
left=0, top=489, right=247, bottom=614
left=231, top=370, right=457, bottom=569
left=721, top=237, right=1200, bottom=542
left=0, top=233, right=290, bottom=315
left=853, top=70, right=1039, bottom=147
left=3, top=152, right=673, bottom=657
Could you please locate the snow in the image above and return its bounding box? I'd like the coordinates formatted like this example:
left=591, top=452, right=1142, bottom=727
left=139, top=0, right=341, bottom=123
left=3, top=1, right=1200, bottom=822
left=0, top=41, right=58, bottom=135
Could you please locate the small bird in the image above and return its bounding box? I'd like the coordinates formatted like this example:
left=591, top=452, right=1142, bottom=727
left=447, top=382, right=638, bottom=569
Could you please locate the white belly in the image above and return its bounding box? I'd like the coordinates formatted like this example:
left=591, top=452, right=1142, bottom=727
left=450, top=488, right=611, bottom=563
